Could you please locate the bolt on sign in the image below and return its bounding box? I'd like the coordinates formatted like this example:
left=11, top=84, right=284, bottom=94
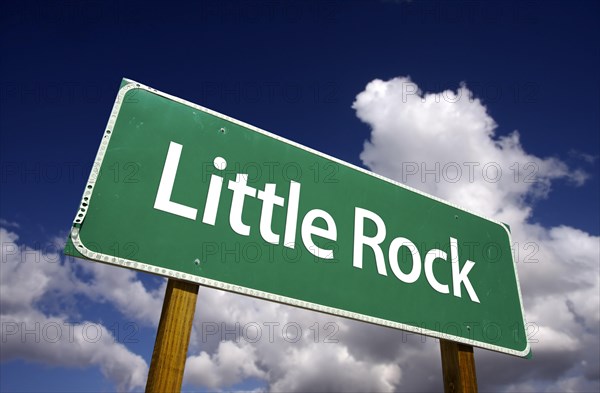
left=65, top=79, right=530, bottom=357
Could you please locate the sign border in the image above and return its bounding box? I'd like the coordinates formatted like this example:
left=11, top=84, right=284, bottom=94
left=68, top=78, right=531, bottom=357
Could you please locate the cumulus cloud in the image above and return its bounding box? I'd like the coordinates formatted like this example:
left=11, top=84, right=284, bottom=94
left=183, top=286, right=412, bottom=392
left=184, top=340, right=266, bottom=389
left=269, top=343, right=401, bottom=393
left=1, top=310, right=148, bottom=391
left=354, top=77, right=587, bottom=223
left=0, top=227, right=155, bottom=391
left=78, top=260, right=166, bottom=326
left=352, top=76, right=599, bottom=392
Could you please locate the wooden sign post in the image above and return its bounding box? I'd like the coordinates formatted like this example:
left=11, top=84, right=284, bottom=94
left=145, top=279, right=199, bottom=393
left=440, top=339, right=478, bottom=393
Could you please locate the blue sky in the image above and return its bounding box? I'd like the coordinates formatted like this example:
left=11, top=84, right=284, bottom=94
left=1, top=1, right=599, bottom=392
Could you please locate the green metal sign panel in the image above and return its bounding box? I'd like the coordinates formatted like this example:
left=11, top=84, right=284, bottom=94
left=65, top=79, right=530, bottom=357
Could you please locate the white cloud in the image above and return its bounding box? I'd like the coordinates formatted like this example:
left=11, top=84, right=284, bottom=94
left=78, top=261, right=166, bottom=326
left=354, top=77, right=587, bottom=223
left=184, top=341, right=266, bottom=389
left=183, top=286, right=408, bottom=392
left=1, top=310, right=148, bottom=392
left=0, top=227, right=153, bottom=391
left=0, top=230, right=71, bottom=314
left=269, top=343, right=400, bottom=393
left=352, top=76, right=599, bottom=392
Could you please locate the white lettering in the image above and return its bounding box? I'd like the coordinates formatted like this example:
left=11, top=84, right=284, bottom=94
left=425, top=249, right=449, bottom=294
left=153, top=142, right=198, bottom=220
left=202, top=157, right=227, bottom=225
left=257, top=183, right=285, bottom=244
left=450, top=237, right=480, bottom=303
left=389, top=237, right=421, bottom=283
left=301, top=209, right=337, bottom=259
left=228, top=174, right=257, bottom=236
left=283, top=181, right=301, bottom=248
left=353, top=208, right=387, bottom=276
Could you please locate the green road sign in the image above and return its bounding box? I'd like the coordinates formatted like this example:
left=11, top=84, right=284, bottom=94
left=66, top=79, right=530, bottom=357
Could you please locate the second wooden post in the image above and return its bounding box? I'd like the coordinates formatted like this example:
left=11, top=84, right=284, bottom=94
left=440, top=339, right=478, bottom=393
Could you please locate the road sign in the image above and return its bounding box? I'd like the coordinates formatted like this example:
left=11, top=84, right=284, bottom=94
left=65, top=78, right=530, bottom=357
